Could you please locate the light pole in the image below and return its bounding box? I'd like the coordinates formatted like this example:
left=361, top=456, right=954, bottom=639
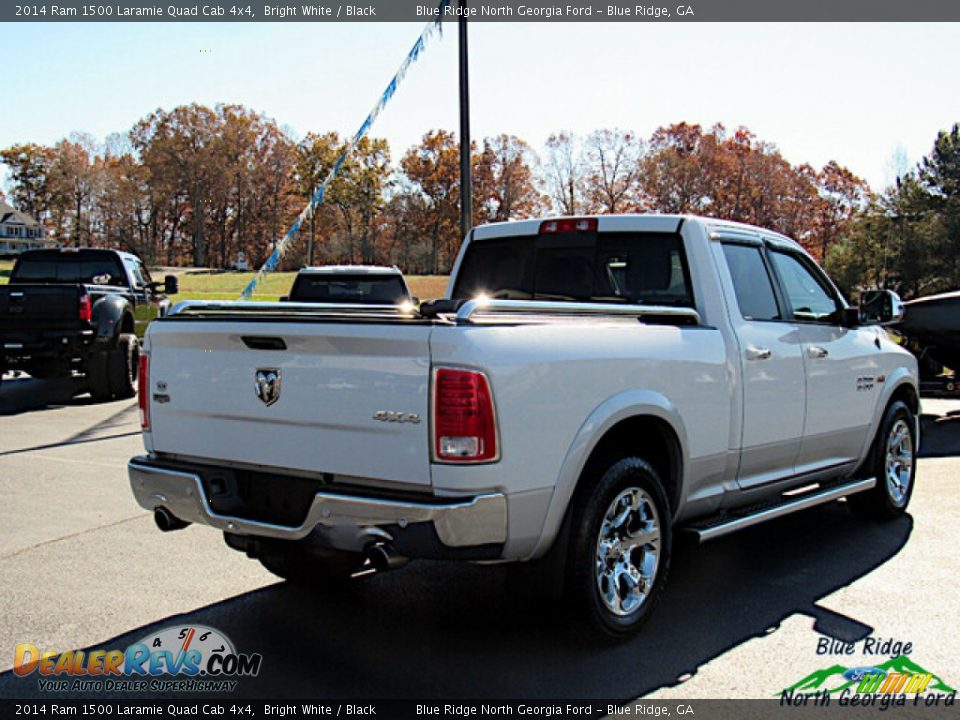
left=458, top=6, right=472, bottom=243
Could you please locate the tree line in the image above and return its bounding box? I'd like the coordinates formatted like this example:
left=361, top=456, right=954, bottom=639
left=1, top=102, right=934, bottom=290
left=823, top=124, right=960, bottom=300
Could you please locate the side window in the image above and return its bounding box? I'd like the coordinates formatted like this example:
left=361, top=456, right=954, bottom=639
left=721, top=243, right=781, bottom=321
left=769, top=251, right=838, bottom=323
left=124, top=259, right=144, bottom=288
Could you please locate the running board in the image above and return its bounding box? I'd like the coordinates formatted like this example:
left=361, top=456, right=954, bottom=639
left=689, top=477, right=876, bottom=542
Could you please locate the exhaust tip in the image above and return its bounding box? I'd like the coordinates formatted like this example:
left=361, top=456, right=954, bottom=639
left=366, top=543, right=408, bottom=572
left=154, top=507, right=189, bottom=532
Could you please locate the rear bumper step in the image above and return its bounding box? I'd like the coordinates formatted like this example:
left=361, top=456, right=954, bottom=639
left=689, top=477, right=876, bottom=542
left=128, top=458, right=507, bottom=549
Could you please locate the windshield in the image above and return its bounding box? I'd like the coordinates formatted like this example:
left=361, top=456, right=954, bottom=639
left=452, top=232, right=694, bottom=307
left=290, top=274, right=410, bottom=304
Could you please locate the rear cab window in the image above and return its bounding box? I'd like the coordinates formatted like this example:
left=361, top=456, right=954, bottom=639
left=291, top=274, right=409, bottom=304
left=10, top=251, right=127, bottom=287
left=452, top=231, right=695, bottom=308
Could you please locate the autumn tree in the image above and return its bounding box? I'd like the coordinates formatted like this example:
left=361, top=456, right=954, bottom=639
left=640, top=122, right=715, bottom=213
left=45, top=135, right=104, bottom=247
left=583, top=128, right=641, bottom=213
left=332, top=136, right=391, bottom=265
left=473, top=134, right=545, bottom=223
left=295, top=131, right=343, bottom=265
left=0, top=143, right=54, bottom=222
left=400, top=130, right=462, bottom=274
left=827, top=123, right=960, bottom=299
left=808, top=162, right=871, bottom=261
left=542, top=132, right=586, bottom=215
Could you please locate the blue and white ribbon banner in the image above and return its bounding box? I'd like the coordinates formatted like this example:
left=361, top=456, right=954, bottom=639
left=240, top=2, right=451, bottom=299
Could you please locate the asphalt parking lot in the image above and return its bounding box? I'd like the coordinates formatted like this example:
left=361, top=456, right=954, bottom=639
left=0, top=373, right=958, bottom=700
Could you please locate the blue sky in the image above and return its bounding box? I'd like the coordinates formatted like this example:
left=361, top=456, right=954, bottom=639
left=5, top=22, right=960, bottom=190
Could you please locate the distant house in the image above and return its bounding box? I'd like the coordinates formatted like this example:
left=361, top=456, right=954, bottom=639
left=0, top=201, right=56, bottom=256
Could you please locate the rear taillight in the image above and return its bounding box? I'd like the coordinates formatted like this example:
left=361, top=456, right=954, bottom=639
left=138, top=353, right=150, bottom=430
left=78, top=293, right=92, bottom=322
left=433, top=368, right=498, bottom=463
left=539, top=218, right=597, bottom=234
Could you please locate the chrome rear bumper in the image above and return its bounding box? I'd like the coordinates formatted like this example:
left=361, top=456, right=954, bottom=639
left=128, top=458, right=507, bottom=548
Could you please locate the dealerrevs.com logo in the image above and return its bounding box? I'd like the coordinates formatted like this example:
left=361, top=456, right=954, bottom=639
left=13, top=625, right=262, bottom=693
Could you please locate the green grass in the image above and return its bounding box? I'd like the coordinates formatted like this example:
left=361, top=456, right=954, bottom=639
left=175, top=291, right=282, bottom=302
left=172, top=269, right=295, bottom=296
left=0, top=260, right=13, bottom=283
left=172, top=270, right=449, bottom=301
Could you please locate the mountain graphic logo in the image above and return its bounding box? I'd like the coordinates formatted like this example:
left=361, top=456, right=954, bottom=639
left=781, top=655, right=956, bottom=696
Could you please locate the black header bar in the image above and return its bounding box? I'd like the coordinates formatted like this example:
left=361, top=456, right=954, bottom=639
left=5, top=0, right=960, bottom=22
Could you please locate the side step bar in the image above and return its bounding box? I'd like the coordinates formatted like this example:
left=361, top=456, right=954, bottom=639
left=690, top=477, right=876, bottom=542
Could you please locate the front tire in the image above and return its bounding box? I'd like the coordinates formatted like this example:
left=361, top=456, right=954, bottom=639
left=849, top=400, right=917, bottom=520
left=567, top=457, right=672, bottom=641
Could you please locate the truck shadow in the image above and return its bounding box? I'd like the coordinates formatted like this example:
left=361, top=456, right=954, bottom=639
left=0, top=503, right=911, bottom=700
left=0, top=374, right=95, bottom=415
left=920, top=412, right=960, bottom=458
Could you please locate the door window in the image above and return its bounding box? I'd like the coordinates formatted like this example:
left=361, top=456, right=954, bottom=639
left=769, top=251, right=838, bottom=323
left=721, top=244, right=781, bottom=321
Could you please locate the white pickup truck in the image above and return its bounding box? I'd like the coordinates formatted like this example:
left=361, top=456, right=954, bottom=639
left=129, top=215, right=919, bottom=639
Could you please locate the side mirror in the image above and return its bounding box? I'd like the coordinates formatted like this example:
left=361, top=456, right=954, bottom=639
left=279, top=296, right=289, bottom=302
left=163, top=275, right=179, bottom=295
left=859, top=289, right=904, bottom=326
left=840, top=307, right=861, bottom=327
left=410, top=296, right=420, bottom=305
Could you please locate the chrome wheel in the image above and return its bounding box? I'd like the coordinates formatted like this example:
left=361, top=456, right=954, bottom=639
left=885, top=419, right=913, bottom=507
left=595, top=487, right=661, bottom=617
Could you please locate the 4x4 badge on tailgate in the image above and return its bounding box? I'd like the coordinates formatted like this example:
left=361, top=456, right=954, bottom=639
left=255, top=368, right=282, bottom=406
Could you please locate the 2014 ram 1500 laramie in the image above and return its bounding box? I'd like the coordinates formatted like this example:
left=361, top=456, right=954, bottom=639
left=128, top=215, right=918, bottom=639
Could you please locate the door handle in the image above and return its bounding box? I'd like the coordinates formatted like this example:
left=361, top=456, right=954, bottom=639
left=808, top=346, right=829, bottom=359
left=746, top=346, right=772, bottom=361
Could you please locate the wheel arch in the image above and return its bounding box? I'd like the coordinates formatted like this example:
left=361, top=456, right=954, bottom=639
left=91, top=295, right=132, bottom=344
left=119, top=311, right=135, bottom=335
left=528, top=390, right=688, bottom=560
left=855, top=371, right=921, bottom=474
left=888, top=381, right=919, bottom=417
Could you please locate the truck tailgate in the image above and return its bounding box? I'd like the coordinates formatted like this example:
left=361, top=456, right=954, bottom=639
left=0, top=285, right=81, bottom=332
left=145, top=319, right=434, bottom=487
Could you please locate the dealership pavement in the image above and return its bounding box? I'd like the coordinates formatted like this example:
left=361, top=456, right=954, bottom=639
left=0, top=373, right=957, bottom=699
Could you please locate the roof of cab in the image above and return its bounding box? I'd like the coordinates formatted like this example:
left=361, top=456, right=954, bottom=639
left=297, top=264, right=403, bottom=276
left=16, top=247, right=142, bottom=262
left=470, top=214, right=804, bottom=253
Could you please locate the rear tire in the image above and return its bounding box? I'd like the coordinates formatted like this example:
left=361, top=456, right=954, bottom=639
left=108, top=334, right=139, bottom=399
left=86, top=352, right=113, bottom=401
left=848, top=400, right=917, bottom=520
left=567, top=457, right=672, bottom=641
left=86, top=334, right=139, bottom=401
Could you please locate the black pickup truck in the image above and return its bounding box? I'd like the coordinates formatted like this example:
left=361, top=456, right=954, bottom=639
left=0, top=248, right=178, bottom=400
